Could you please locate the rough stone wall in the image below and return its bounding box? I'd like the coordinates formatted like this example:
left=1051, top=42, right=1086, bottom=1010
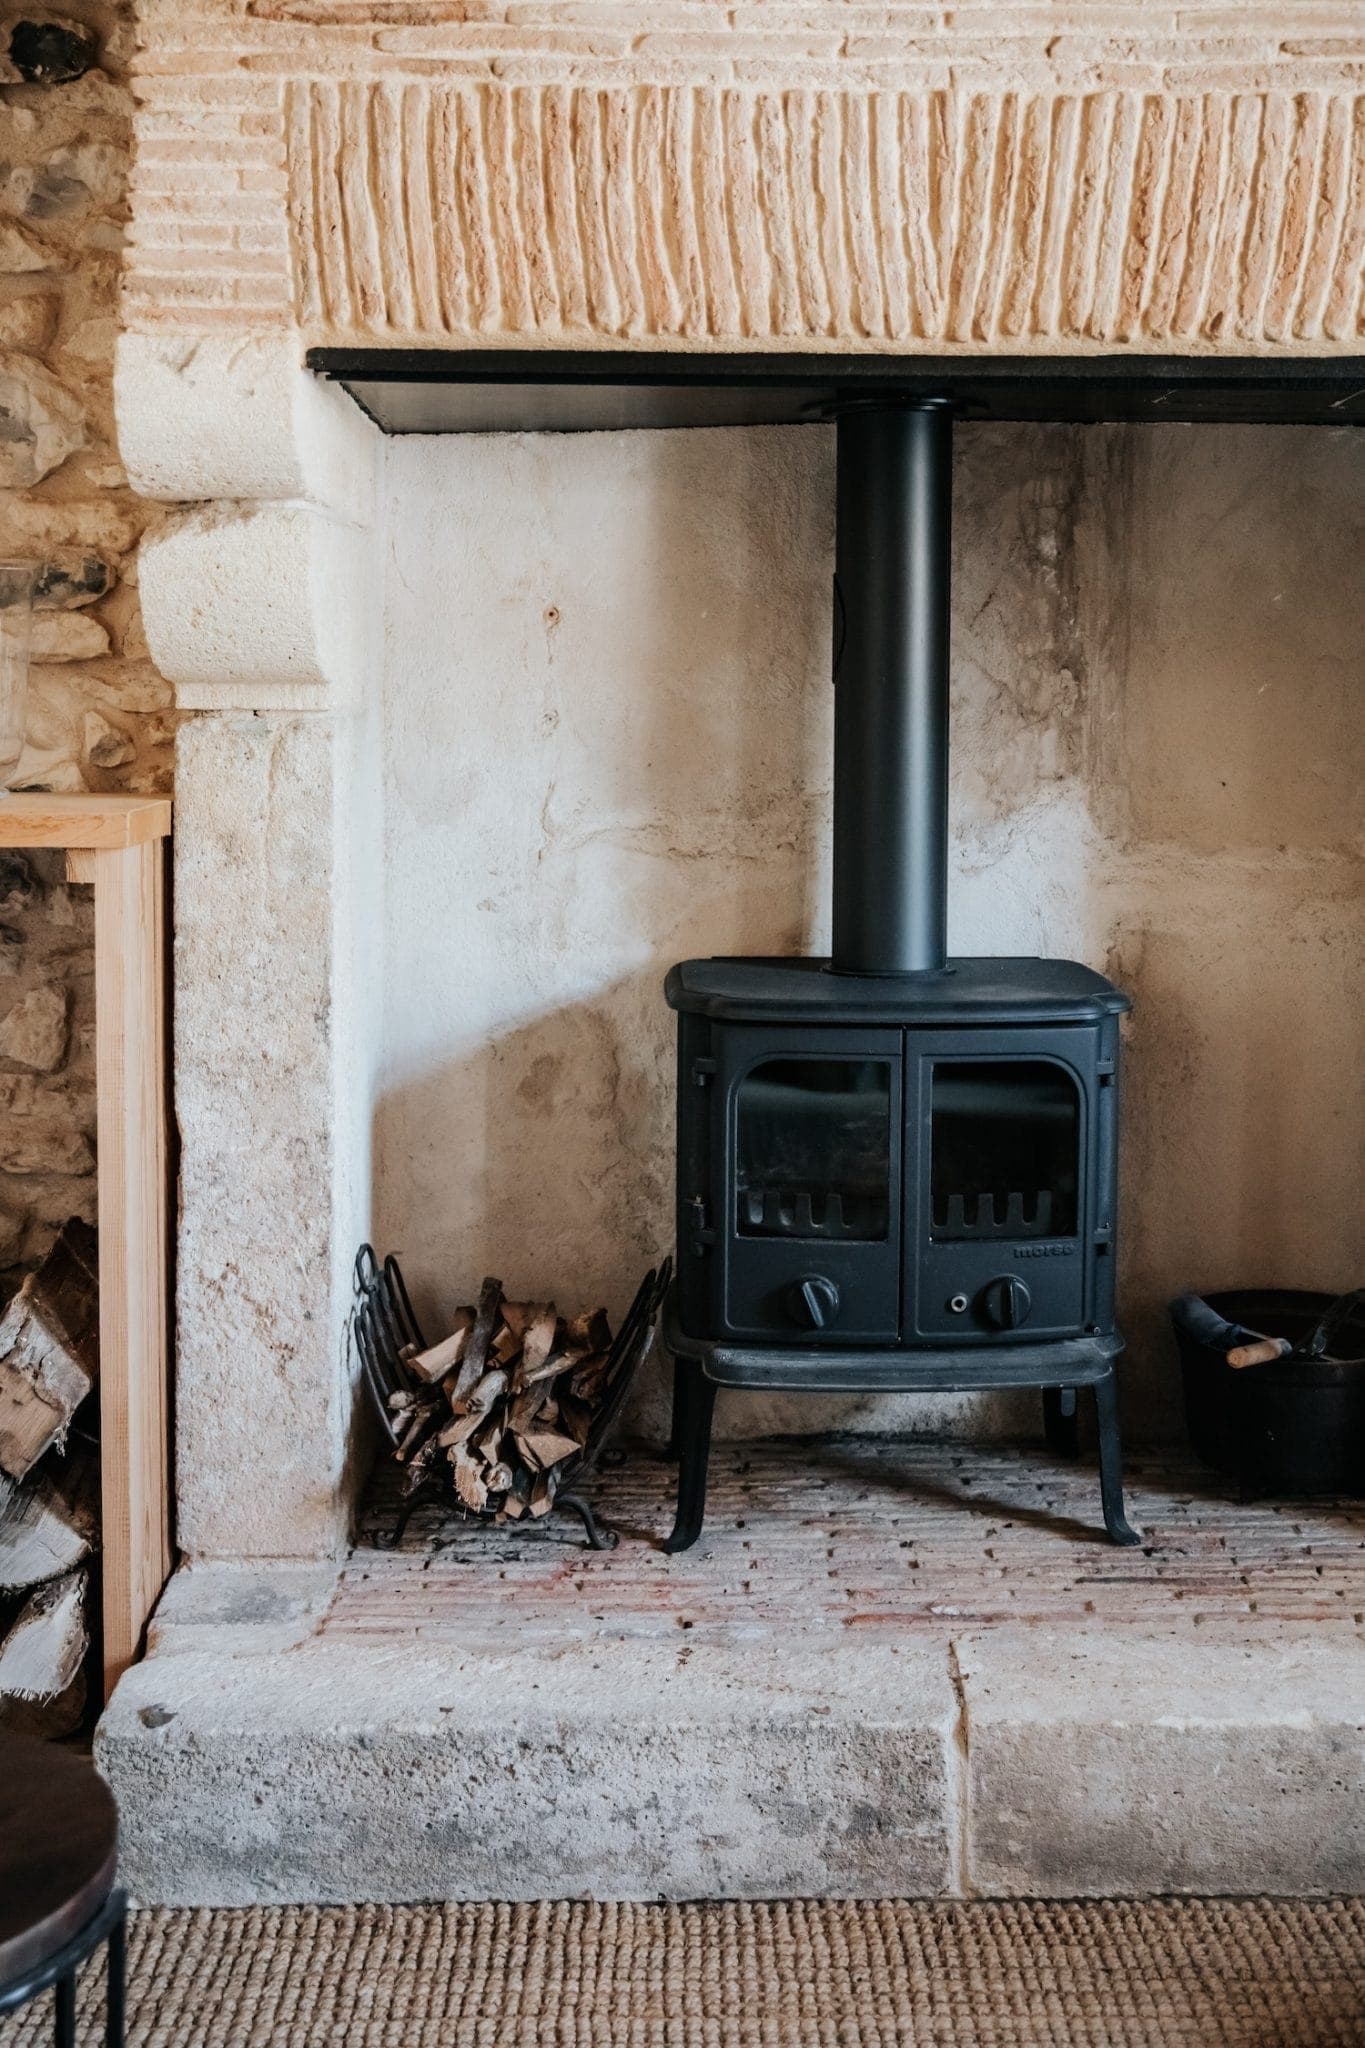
left=0, top=0, right=175, bottom=1281
left=122, top=0, right=1365, bottom=352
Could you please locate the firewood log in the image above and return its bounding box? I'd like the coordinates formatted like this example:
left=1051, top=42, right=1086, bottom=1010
left=408, top=1308, right=474, bottom=1385
left=403, top=1436, right=442, bottom=1490
left=470, top=1415, right=504, bottom=1466
left=518, top=1308, right=561, bottom=1384
left=0, top=1566, right=86, bottom=1700
left=521, top=1426, right=581, bottom=1469
left=461, top=1368, right=509, bottom=1419
left=508, top=1382, right=551, bottom=1439
left=528, top=1470, right=559, bottom=1518
left=437, top=1410, right=483, bottom=1450
left=451, top=1447, right=489, bottom=1512
left=492, top=1322, right=521, bottom=1367
left=393, top=1400, right=442, bottom=1463
left=501, top=1465, right=533, bottom=1519
left=568, top=1350, right=610, bottom=1401
left=0, top=1220, right=99, bottom=1481
left=567, top=1308, right=611, bottom=1353
left=1227, top=1336, right=1293, bottom=1369
left=0, top=1448, right=97, bottom=1591
left=503, top=1302, right=550, bottom=1345
left=450, top=1277, right=502, bottom=1410
left=381, top=1272, right=620, bottom=1526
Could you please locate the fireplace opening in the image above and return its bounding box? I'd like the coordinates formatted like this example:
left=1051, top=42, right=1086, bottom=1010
left=663, top=400, right=1138, bottom=1553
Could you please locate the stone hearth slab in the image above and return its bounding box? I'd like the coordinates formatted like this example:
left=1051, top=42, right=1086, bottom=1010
left=959, top=1627, right=1365, bottom=1899
left=98, top=1442, right=1365, bottom=1905
left=100, top=1633, right=958, bottom=1907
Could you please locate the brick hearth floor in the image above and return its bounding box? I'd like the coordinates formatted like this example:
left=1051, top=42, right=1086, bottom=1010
left=98, top=1439, right=1365, bottom=1907
left=338, top=1440, right=1365, bottom=1641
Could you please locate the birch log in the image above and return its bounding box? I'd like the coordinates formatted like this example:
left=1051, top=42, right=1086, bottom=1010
left=0, top=1449, right=97, bottom=1590
left=0, top=1219, right=99, bottom=1480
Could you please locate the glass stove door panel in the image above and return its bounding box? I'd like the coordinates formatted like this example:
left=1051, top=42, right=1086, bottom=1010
left=736, top=1057, right=892, bottom=1242
left=907, top=1031, right=1097, bottom=1342
left=720, top=1027, right=902, bottom=1343
left=930, top=1062, right=1080, bottom=1241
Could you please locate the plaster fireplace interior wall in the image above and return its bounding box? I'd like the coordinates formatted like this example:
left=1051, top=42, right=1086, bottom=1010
left=375, top=413, right=1363, bottom=1449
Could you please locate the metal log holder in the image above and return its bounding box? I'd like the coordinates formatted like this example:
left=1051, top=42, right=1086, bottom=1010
left=353, top=1246, right=672, bottom=1550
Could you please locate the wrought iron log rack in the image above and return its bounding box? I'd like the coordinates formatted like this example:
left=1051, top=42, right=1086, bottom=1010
left=353, top=1246, right=672, bottom=1551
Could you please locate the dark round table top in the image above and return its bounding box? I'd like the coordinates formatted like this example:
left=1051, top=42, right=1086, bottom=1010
left=0, top=1735, right=118, bottom=1986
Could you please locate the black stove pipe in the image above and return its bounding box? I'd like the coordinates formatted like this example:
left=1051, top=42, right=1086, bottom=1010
left=831, top=400, right=952, bottom=976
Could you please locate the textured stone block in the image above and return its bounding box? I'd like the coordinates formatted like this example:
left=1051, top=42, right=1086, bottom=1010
left=281, top=79, right=1365, bottom=349
left=959, top=1627, right=1365, bottom=1897
left=0, top=986, right=68, bottom=1073
left=173, top=715, right=354, bottom=1559
left=0, top=350, right=84, bottom=486
left=114, top=2, right=1364, bottom=349
left=99, top=1628, right=958, bottom=1905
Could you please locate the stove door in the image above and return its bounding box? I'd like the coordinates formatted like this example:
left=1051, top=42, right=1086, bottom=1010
left=906, top=1029, right=1103, bottom=1342
left=719, top=1025, right=902, bottom=1342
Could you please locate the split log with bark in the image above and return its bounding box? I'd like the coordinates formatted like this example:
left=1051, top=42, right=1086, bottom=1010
left=0, top=1220, right=100, bottom=1737
left=0, top=1444, right=97, bottom=1591
left=392, top=1277, right=615, bottom=1522
left=0, top=1218, right=99, bottom=1480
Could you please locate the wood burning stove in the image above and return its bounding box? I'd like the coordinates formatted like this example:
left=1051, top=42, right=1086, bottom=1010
left=664, top=402, right=1139, bottom=1551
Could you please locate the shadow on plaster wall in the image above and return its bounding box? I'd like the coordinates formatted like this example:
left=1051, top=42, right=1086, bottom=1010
left=368, top=422, right=1041, bottom=1451
left=369, top=977, right=1038, bottom=1453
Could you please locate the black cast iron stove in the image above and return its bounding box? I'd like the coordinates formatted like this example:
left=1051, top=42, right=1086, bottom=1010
left=664, top=401, right=1140, bottom=1550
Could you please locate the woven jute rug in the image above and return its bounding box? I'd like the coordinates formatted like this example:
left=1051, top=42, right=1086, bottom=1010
left=3, top=1898, right=1362, bottom=2047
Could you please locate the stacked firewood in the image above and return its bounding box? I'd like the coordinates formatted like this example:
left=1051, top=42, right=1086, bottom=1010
left=390, top=1276, right=613, bottom=1522
left=0, top=1219, right=99, bottom=1737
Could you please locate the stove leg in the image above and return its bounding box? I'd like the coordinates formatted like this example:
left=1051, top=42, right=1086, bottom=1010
left=1093, top=1368, right=1140, bottom=1546
left=1043, top=1385, right=1079, bottom=1458
left=665, top=1351, right=684, bottom=1461
left=664, top=1361, right=715, bottom=1554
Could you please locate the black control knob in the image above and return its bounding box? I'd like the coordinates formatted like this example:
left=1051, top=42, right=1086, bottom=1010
left=787, top=1275, right=841, bottom=1330
left=981, top=1275, right=1032, bottom=1330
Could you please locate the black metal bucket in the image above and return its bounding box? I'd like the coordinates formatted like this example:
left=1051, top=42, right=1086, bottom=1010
left=1173, top=1289, right=1365, bottom=1495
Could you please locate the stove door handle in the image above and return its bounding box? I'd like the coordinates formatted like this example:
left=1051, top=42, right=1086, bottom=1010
left=788, top=1275, right=841, bottom=1330
left=981, top=1275, right=1032, bottom=1330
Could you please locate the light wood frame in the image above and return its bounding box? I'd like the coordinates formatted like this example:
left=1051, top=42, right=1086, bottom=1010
left=0, top=794, right=173, bottom=1693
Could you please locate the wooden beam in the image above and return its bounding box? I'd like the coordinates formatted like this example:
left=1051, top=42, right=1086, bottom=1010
left=65, top=849, right=96, bottom=885
left=0, top=794, right=172, bottom=851
left=94, top=837, right=171, bottom=1692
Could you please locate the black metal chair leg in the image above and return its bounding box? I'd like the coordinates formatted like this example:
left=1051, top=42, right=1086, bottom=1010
left=55, top=1973, right=75, bottom=2048
left=1093, top=1368, right=1140, bottom=1546
left=1043, top=1385, right=1080, bottom=1458
left=664, top=1362, right=716, bottom=1553
left=106, top=1903, right=126, bottom=2048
